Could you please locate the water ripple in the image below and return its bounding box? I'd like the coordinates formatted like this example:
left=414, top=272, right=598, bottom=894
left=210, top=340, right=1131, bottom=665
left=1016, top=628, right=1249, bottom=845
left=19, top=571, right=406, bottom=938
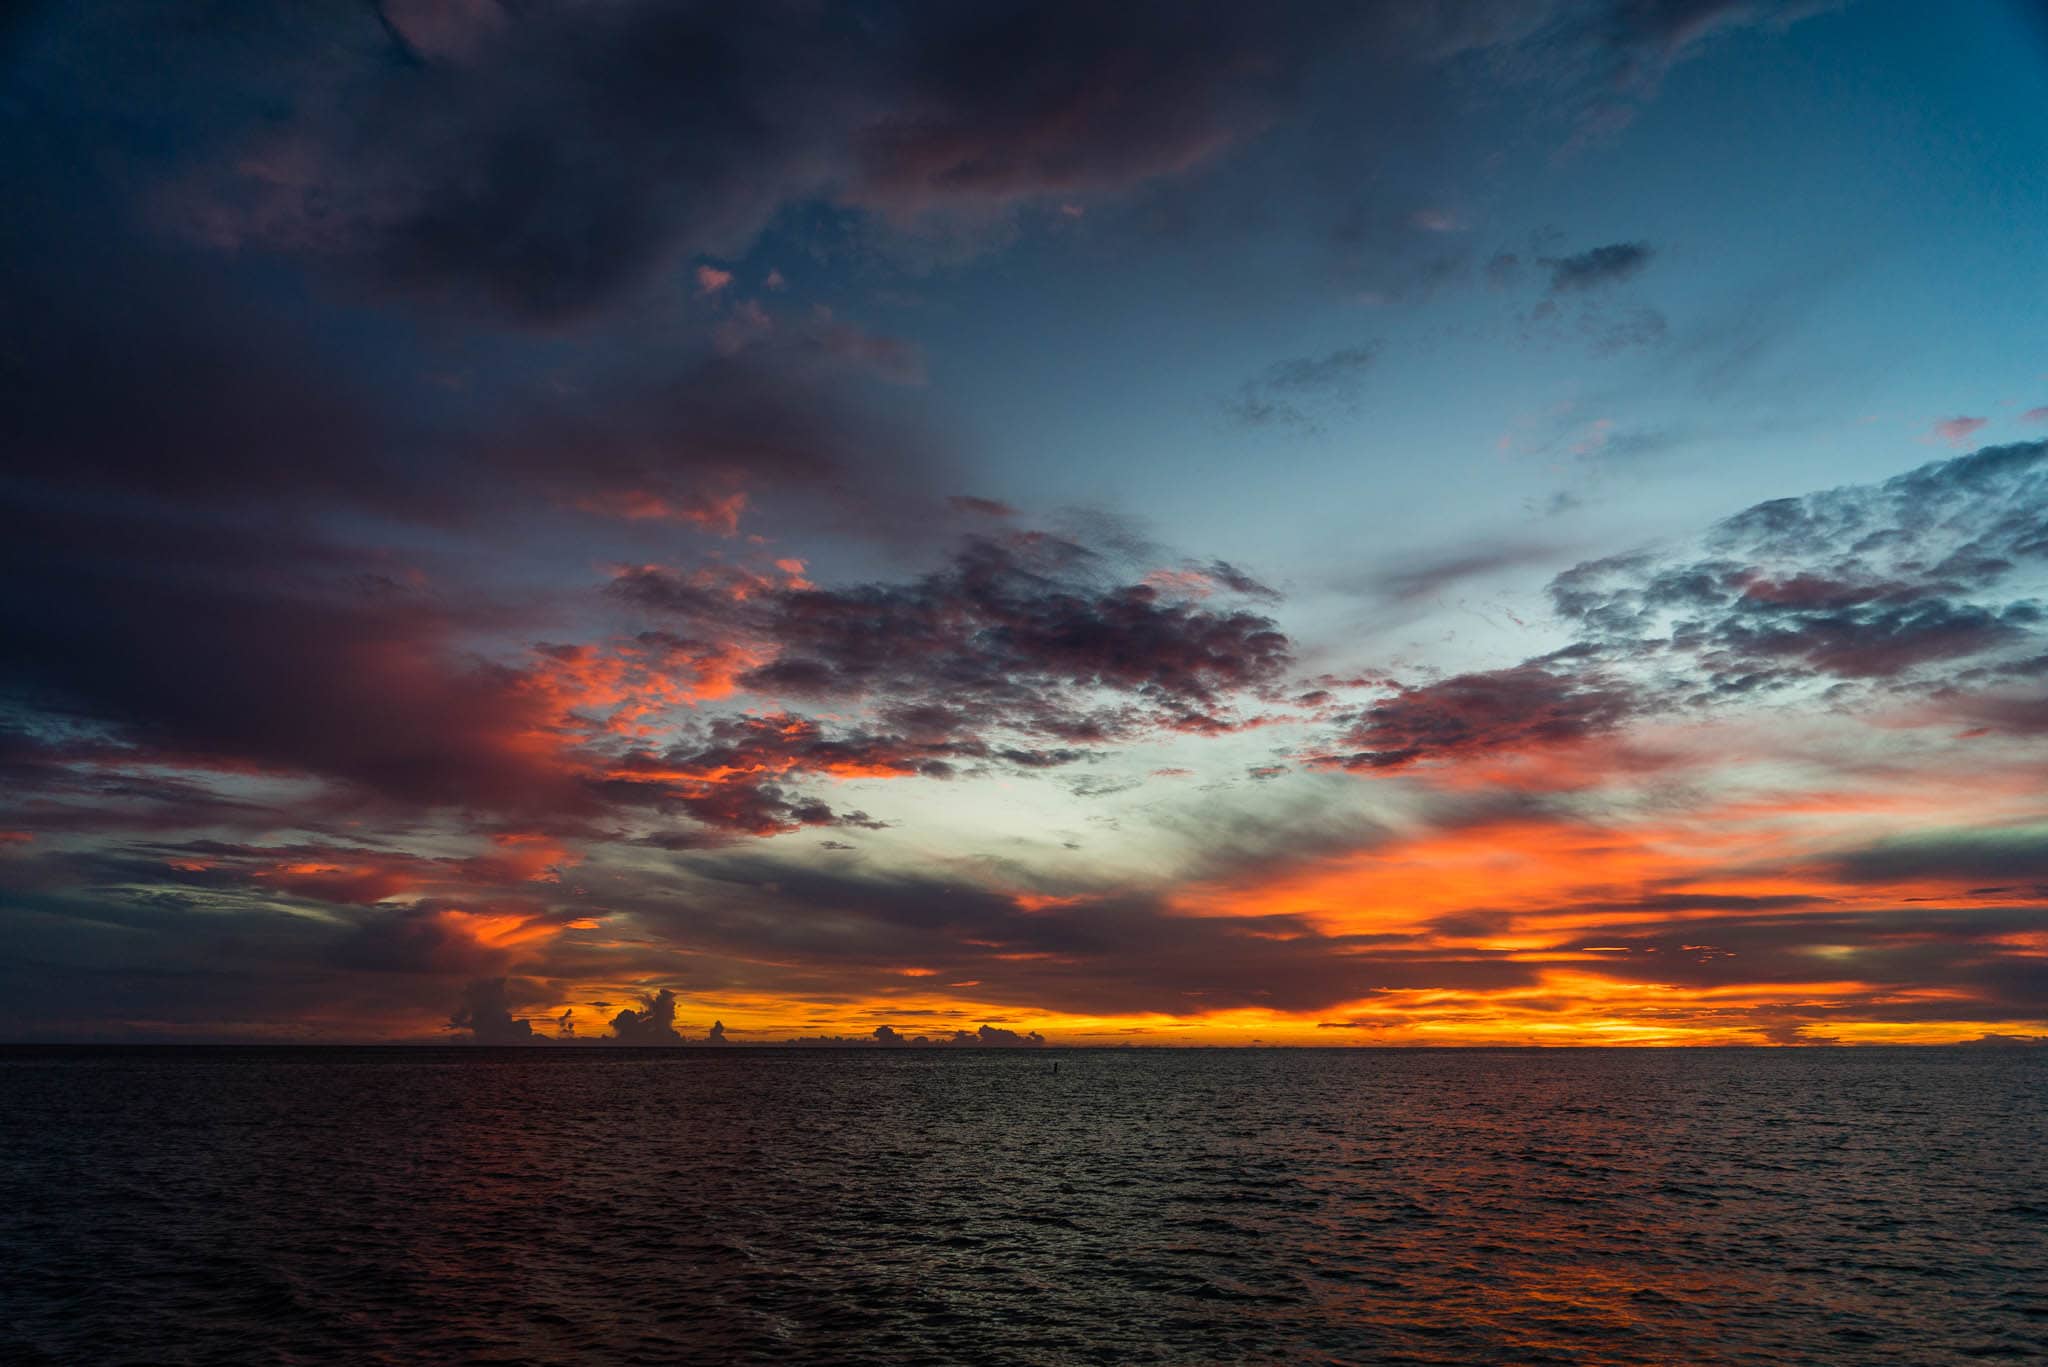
left=1, top=1046, right=2043, bottom=1365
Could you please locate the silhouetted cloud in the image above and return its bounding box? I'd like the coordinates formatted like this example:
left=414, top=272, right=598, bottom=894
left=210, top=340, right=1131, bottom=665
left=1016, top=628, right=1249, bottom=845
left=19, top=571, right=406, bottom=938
left=449, top=977, right=543, bottom=1043
left=609, top=988, right=684, bottom=1043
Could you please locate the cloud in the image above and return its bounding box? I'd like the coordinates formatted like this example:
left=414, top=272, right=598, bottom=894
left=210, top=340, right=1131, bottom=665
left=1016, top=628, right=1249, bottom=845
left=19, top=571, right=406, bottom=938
left=1507, top=241, right=1665, bottom=354
left=0, top=512, right=594, bottom=815
left=778, top=1022, right=1048, bottom=1047
left=20, top=2, right=1821, bottom=339
left=112, top=1, right=1382, bottom=327
left=1313, top=440, right=2048, bottom=777
left=1363, top=543, right=1558, bottom=605
left=1542, top=242, right=1655, bottom=293
left=948, top=495, right=1019, bottom=518
left=609, top=988, right=684, bottom=1043
left=1827, top=827, right=2048, bottom=890
left=449, top=976, right=543, bottom=1043
left=614, top=530, right=1291, bottom=753
left=953, top=1023, right=1044, bottom=1047
left=602, top=859, right=1538, bottom=1018
left=1224, top=344, right=1377, bottom=429
left=1318, top=666, right=1642, bottom=771
left=1550, top=440, right=2048, bottom=697
left=589, top=530, right=1291, bottom=830
left=1931, top=415, right=1988, bottom=446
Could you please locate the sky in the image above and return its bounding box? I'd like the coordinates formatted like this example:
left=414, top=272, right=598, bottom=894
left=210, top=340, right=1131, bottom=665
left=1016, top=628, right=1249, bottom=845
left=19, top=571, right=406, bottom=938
left=4, top=0, right=2047, bottom=1046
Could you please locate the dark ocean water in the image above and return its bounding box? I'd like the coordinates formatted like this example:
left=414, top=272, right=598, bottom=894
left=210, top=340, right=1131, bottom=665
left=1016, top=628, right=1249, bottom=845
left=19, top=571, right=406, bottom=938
left=1, top=1047, right=2042, bottom=1366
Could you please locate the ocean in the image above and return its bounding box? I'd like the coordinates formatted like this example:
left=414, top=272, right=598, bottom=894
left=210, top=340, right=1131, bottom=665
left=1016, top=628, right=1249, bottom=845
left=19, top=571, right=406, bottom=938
left=2, top=1046, right=2042, bottom=1365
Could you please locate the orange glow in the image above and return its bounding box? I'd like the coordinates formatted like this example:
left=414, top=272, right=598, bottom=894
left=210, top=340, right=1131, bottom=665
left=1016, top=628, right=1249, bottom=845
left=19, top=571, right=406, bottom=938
left=437, top=908, right=564, bottom=950
left=1013, top=893, right=1085, bottom=912
left=576, top=488, right=747, bottom=534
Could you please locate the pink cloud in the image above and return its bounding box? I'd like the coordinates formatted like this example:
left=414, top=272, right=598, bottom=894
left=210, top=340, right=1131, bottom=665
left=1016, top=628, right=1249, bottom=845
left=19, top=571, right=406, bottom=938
left=1930, top=415, right=1987, bottom=446
left=576, top=489, right=746, bottom=535
left=695, top=265, right=734, bottom=296
left=2022, top=406, right=2048, bottom=425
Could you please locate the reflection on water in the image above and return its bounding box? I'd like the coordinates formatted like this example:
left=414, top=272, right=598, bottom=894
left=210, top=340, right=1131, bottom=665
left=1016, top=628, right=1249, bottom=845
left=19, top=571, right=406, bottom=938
left=2, top=1047, right=2042, bottom=1364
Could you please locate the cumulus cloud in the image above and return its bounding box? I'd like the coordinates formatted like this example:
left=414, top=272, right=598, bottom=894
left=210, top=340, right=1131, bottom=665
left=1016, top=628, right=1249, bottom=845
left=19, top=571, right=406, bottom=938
left=609, top=988, right=684, bottom=1043
left=449, top=977, right=544, bottom=1043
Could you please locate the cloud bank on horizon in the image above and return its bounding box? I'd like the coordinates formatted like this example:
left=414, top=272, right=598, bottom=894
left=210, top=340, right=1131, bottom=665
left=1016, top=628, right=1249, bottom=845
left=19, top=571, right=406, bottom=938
left=3, top=0, right=2045, bottom=1045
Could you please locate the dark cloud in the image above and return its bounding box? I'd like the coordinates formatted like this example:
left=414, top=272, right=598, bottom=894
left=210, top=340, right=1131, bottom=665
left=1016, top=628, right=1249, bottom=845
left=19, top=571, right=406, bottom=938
left=1827, top=829, right=2048, bottom=890
left=609, top=988, right=684, bottom=1043
left=1500, top=903, right=2048, bottom=1015
left=601, top=713, right=934, bottom=835
left=7, top=0, right=1770, bottom=343
left=0, top=509, right=592, bottom=816
left=449, top=977, right=544, bottom=1043
left=951, top=1023, right=1044, bottom=1047
left=1224, top=345, right=1377, bottom=430
left=62, top=0, right=1367, bottom=329
left=601, top=859, right=1535, bottom=1017
left=1542, top=242, right=1655, bottom=293
left=1318, top=666, right=1641, bottom=771
left=948, top=496, right=1019, bottom=518
left=615, top=531, right=1291, bottom=755
left=1507, top=240, right=1665, bottom=353
left=776, top=1022, right=1047, bottom=1047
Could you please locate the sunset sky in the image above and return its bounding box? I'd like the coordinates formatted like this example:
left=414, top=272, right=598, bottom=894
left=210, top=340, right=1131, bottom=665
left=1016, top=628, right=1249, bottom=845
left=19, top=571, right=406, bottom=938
left=4, top=0, right=2047, bottom=1045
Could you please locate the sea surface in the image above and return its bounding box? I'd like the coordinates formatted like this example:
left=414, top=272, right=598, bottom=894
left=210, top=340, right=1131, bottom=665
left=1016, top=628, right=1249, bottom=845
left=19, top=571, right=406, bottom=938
left=1, top=1046, right=2042, bottom=1365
